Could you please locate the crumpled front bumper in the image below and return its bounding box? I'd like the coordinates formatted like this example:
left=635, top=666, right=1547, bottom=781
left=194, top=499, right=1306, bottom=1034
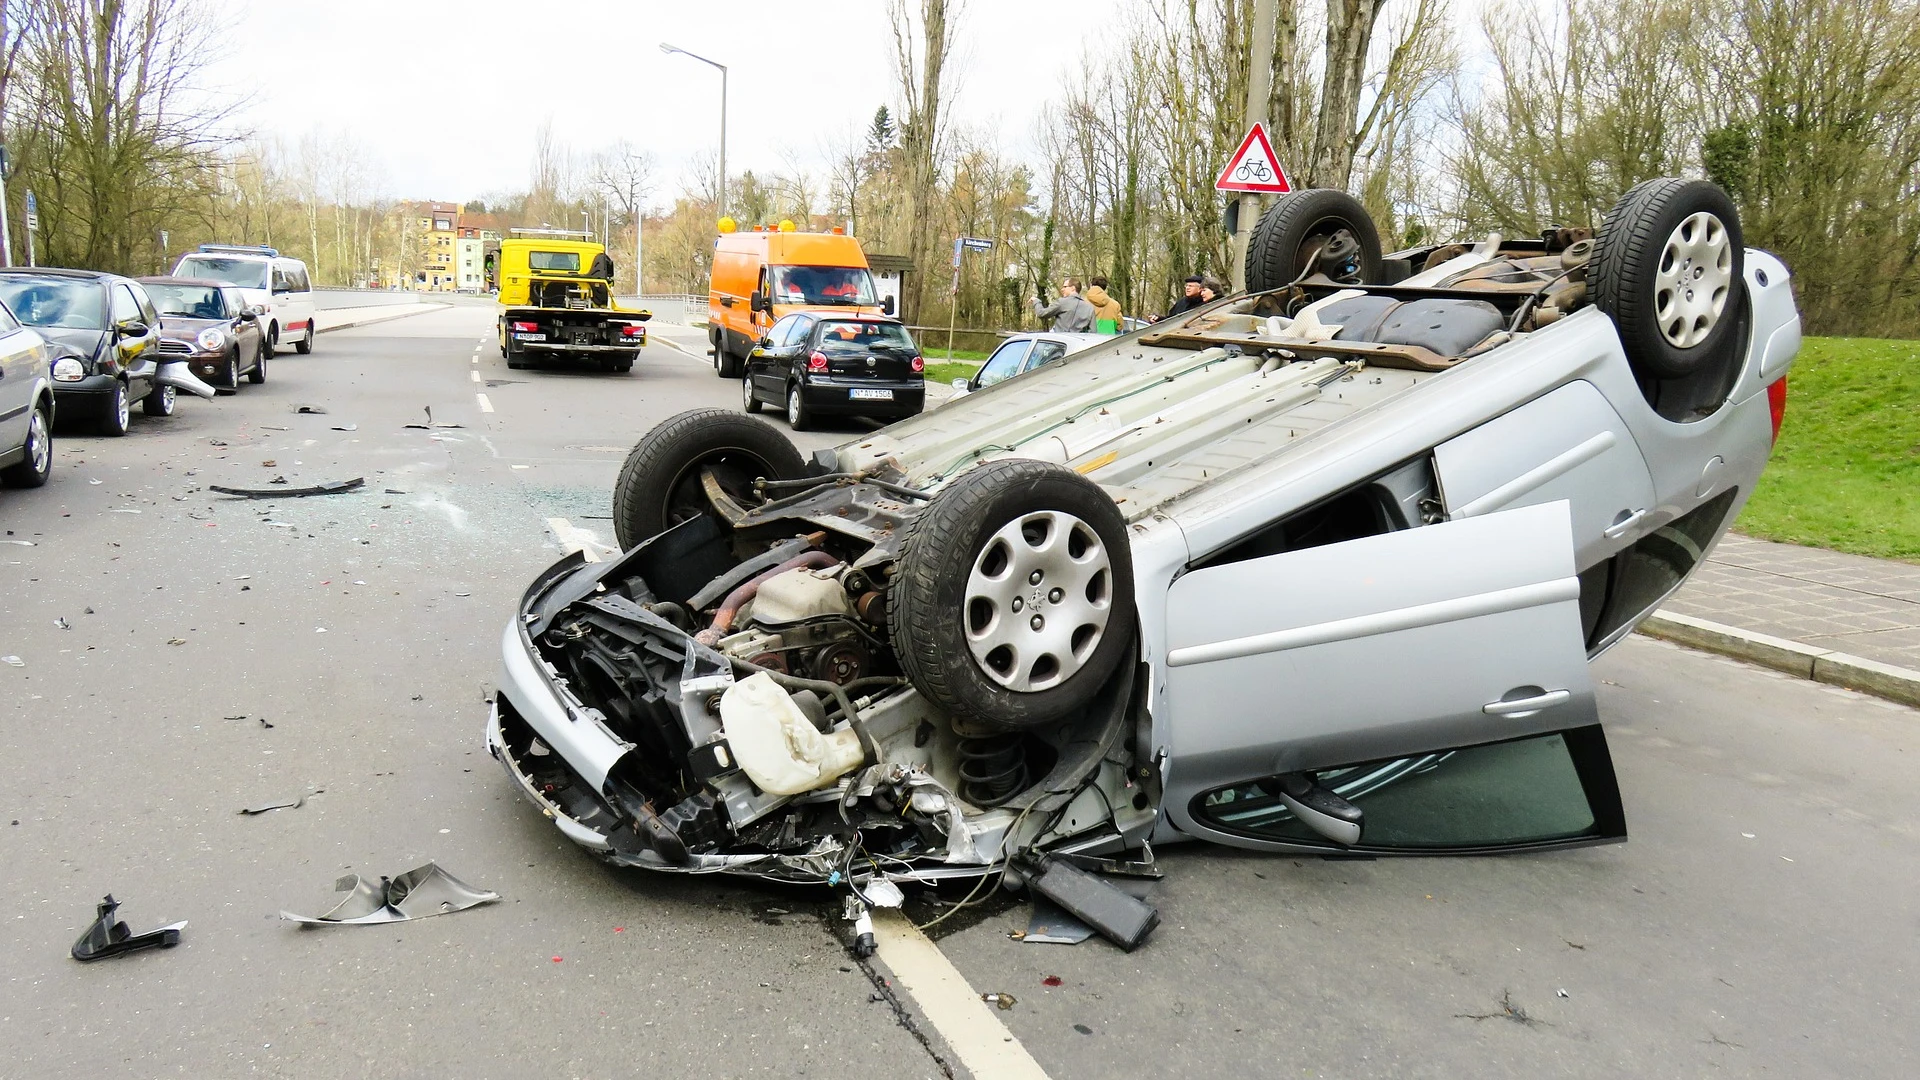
left=487, top=613, right=623, bottom=853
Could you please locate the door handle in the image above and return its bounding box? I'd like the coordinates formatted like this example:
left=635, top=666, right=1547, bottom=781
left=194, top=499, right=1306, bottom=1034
left=1483, top=689, right=1572, bottom=716
left=1603, top=508, right=1647, bottom=540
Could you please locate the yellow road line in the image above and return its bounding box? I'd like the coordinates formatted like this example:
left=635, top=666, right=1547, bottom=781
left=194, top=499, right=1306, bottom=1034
left=872, top=911, right=1051, bottom=1079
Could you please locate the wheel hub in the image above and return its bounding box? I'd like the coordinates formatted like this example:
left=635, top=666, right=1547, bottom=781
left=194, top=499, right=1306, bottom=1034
left=1654, top=211, right=1732, bottom=348
left=963, top=510, right=1113, bottom=692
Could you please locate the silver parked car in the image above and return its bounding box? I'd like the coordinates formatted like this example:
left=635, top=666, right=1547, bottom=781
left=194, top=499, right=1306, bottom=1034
left=487, top=179, right=1796, bottom=902
left=947, top=331, right=1105, bottom=399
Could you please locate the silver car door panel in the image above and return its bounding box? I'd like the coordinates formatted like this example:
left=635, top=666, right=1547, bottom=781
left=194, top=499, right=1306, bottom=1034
left=1435, top=380, right=1658, bottom=566
left=1160, top=501, right=1597, bottom=839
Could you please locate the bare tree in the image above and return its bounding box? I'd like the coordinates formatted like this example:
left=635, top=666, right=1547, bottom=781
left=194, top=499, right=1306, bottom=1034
left=889, top=0, right=960, bottom=317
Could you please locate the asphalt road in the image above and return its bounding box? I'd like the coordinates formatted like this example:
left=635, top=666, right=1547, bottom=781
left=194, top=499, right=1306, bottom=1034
left=1, top=305, right=1914, bottom=1079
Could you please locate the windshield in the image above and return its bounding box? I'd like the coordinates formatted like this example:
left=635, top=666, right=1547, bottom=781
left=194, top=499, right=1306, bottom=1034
left=0, top=277, right=106, bottom=330
left=146, top=284, right=226, bottom=319
left=814, top=320, right=914, bottom=356
left=773, top=266, right=877, bottom=306
left=174, top=256, right=269, bottom=289
left=528, top=251, right=580, bottom=273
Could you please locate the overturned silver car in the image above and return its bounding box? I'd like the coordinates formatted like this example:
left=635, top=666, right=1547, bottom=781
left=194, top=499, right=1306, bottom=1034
left=487, top=179, right=1798, bottom=900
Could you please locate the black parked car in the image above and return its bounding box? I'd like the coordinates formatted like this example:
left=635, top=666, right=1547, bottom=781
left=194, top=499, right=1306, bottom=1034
left=742, top=313, right=925, bottom=429
left=0, top=268, right=167, bottom=435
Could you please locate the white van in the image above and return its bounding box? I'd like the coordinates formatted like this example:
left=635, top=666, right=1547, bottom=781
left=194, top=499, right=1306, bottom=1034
left=171, top=245, right=317, bottom=357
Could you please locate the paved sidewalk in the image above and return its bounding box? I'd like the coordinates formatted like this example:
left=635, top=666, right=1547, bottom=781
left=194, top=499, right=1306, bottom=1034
left=1660, top=533, right=1920, bottom=672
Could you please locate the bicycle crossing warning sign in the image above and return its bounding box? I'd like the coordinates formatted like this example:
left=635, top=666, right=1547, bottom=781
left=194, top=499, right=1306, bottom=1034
left=1215, top=123, right=1293, bottom=194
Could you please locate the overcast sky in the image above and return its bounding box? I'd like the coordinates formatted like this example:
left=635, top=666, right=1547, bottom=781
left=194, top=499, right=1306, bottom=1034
left=200, top=0, right=1100, bottom=205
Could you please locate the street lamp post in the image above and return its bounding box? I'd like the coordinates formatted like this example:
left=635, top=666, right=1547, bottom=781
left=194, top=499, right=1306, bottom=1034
left=659, top=43, right=728, bottom=218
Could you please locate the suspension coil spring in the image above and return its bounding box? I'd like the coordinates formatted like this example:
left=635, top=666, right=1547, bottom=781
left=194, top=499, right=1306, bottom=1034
left=956, top=733, right=1030, bottom=807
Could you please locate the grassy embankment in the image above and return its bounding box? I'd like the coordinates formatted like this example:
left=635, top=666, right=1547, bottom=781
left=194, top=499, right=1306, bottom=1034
left=1738, top=336, right=1920, bottom=562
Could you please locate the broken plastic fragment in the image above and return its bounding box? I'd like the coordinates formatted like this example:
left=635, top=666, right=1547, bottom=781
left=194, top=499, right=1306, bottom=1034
left=71, top=895, right=186, bottom=962
left=2, top=655, right=22, bottom=667
left=210, top=477, right=364, bottom=499
left=981, top=992, right=1017, bottom=1010
left=239, top=796, right=303, bottom=815
left=860, top=878, right=905, bottom=909
left=280, top=861, right=500, bottom=925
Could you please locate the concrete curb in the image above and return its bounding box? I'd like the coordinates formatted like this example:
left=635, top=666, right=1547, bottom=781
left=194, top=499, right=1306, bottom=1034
left=315, top=303, right=449, bottom=334
left=1637, top=611, right=1920, bottom=709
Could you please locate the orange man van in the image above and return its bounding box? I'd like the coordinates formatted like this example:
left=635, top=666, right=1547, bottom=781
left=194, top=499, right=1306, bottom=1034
left=708, top=226, right=893, bottom=378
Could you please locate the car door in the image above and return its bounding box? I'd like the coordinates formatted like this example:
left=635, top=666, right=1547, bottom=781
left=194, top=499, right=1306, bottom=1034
left=225, top=288, right=261, bottom=361
left=1021, top=339, right=1069, bottom=376
left=752, top=315, right=803, bottom=401
left=1160, top=500, right=1625, bottom=855
left=972, top=340, right=1031, bottom=390
left=0, top=302, right=33, bottom=451
left=110, top=283, right=157, bottom=396
left=1433, top=380, right=1659, bottom=570
left=283, top=263, right=315, bottom=340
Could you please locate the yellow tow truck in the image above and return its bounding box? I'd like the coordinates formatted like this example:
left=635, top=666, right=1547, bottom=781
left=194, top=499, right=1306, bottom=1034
left=494, top=231, right=650, bottom=374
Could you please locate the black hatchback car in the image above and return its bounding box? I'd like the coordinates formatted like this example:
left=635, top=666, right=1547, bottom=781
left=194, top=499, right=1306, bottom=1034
left=742, top=313, right=924, bottom=429
left=0, top=268, right=166, bottom=435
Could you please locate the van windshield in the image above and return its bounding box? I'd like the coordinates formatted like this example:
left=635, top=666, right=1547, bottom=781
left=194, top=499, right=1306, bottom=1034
left=174, top=256, right=269, bottom=290
left=772, top=266, right=876, bottom=306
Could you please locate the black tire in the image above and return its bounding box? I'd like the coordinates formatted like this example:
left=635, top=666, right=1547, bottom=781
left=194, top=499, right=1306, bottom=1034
left=248, top=341, right=267, bottom=384
left=262, top=323, right=278, bottom=359
left=99, top=381, right=130, bottom=436
left=785, top=384, right=812, bottom=431
left=1, top=403, right=51, bottom=488
left=142, top=383, right=175, bottom=417
left=1245, top=188, right=1383, bottom=293
left=222, top=350, right=241, bottom=390
left=294, top=322, right=314, bottom=354
left=889, top=458, right=1136, bottom=731
left=1592, top=178, right=1746, bottom=381
left=741, top=376, right=762, bottom=413
left=612, top=358, right=633, bottom=374
left=717, top=342, right=745, bottom=379
left=611, top=408, right=808, bottom=550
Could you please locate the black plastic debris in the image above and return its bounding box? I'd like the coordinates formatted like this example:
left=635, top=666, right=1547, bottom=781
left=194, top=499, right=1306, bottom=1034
left=71, top=895, right=186, bottom=962
left=1025, top=857, right=1160, bottom=952
left=331, top=424, right=358, bottom=432
left=209, top=478, right=365, bottom=499
left=404, top=406, right=461, bottom=430
left=280, top=862, right=499, bottom=926
left=294, top=404, right=328, bottom=414
left=238, top=796, right=302, bottom=815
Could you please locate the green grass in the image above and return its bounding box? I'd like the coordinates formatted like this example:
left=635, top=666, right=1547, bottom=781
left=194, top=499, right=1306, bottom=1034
left=1737, top=335, right=1920, bottom=563
left=923, top=359, right=983, bottom=385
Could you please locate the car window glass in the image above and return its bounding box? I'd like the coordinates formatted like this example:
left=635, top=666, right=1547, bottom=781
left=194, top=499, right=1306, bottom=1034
left=174, top=256, right=268, bottom=289
left=1026, top=340, right=1069, bottom=371
left=291, top=265, right=311, bottom=291
left=976, top=341, right=1031, bottom=386
left=784, top=317, right=815, bottom=348
left=771, top=266, right=877, bottom=306
left=527, top=251, right=579, bottom=273
left=815, top=320, right=912, bottom=357
left=0, top=278, right=106, bottom=330
left=223, top=288, right=246, bottom=316
left=0, top=302, right=18, bottom=333
left=766, top=314, right=801, bottom=347
left=147, top=284, right=225, bottom=319
left=132, top=284, right=159, bottom=326
left=110, top=285, right=142, bottom=326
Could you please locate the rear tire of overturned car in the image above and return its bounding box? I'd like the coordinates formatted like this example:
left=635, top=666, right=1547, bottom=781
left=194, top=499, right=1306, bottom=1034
left=890, top=458, right=1136, bottom=731
left=1592, top=178, right=1746, bottom=382
left=1244, top=188, right=1384, bottom=293
left=611, top=408, right=809, bottom=550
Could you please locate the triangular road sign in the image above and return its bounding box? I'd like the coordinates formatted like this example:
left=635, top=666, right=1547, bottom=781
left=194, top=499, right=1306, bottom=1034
left=1216, top=123, right=1293, bottom=194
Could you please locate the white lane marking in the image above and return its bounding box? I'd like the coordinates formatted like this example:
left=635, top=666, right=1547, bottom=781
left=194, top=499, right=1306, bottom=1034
left=872, top=912, right=1052, bottom=1079
left=545, top=517, right=612, bottom=563
left=470, top=369, right=480, bottom=382
left=476, top=393, right=494, bottom=413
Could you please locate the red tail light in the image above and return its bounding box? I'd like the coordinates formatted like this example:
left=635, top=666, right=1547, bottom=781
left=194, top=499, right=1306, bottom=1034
left=807, top=351, right=828, bottom=372
left=510, top=321, right=539, bottom=333
left=910, top=355, right=924, bottom=373
left=1767, top=376, right=1787, bottom=444
left=620, top=324, right=645, bottom=338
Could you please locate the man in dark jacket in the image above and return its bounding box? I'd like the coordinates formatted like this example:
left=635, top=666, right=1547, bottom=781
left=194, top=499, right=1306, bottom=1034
left=1164, top=275, right=1207, bottom=318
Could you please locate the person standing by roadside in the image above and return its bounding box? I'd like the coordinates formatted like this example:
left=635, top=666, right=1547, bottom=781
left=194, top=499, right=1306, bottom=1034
left=1085, top=276, right=1124, bottom=333
left=1199, top=279, right=1223, bottom=305
left=1034, top=278, right=1096, bottom=332
left=1163, top=274, right=1207, bottom=319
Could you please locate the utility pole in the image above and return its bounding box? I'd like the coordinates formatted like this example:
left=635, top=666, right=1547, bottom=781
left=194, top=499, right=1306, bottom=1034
left=1229, top=0, right=1278, bottom=294
left=0, top=146, right=13, bottom=269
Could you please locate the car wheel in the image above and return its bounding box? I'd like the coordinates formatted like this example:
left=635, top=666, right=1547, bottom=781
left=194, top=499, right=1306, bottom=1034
left=1592, top=178, right=1746, bottom=382
left=248, top=341, right=267, bottom=384
left=142, top=383, right=176, bottom=417
left=99, top=381, right=130, bottom=436
left=294, top=322, right=314, bottom=354
left=0, top=403, right=51, bottom=488
left=889, top=458, right=1136, bottom=730
left=741, top=376, right=762, bottom=413
left=718, top=347, right=745, bottom=380
left=1244, top=188, right=1383, bottom=293
left=611, top=408, right=809, bottom=550
left=223, top=351, right=241, bottom=390
left=785, top=384, right=811, bottom=431
left=262, top=323, right=278, bottom=359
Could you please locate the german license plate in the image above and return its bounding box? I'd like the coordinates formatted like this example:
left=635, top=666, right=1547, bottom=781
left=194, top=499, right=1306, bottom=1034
left=512, top=332, right=545, bottom=341
left=850, top=388, right=894, bottom=401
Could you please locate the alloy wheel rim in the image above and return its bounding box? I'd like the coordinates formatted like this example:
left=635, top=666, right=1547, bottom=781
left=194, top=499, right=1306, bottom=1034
left=114, top=385, right=128, bottom=428
left=159, top=385, right=175, bottom=412
left=1655, top=211, right=1733, bottom=348
left=742, top=378, right=754, bottom=409
left=962, top=510, right=1113, bottom=692
left=27, top=411, right=48, bottom=474
left=788, top=389, right=800, bottom=425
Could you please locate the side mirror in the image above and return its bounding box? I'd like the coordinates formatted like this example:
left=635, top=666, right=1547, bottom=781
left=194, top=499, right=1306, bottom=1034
left=749, top=291, right=770, bottom=313
left=238, top=309, right=258, bottom=322
left=952, top=377, right=970, bottom=391
left=756, top=336, right=773, bottom=348
left=880, top=296, right=896, bottom=315
left=115, top=320, right=149, bottom=339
